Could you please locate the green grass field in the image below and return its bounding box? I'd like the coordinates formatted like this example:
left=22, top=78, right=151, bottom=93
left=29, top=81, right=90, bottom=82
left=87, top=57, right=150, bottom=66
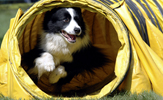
left=0, top=9, right=17, bottom=42
left=0, top=3, right=31, bottom=45
left=0, top=3, right=163, bottom=100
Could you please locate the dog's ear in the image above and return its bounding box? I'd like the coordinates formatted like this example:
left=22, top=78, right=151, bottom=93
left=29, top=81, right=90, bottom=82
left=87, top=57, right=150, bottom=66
left=43, top=10, right=51, bottom=31
left=43, top=8, right=59, bottom=31
left=73, top=7, right=82, bottom=14
left=44, top=8, right=58, bottom=20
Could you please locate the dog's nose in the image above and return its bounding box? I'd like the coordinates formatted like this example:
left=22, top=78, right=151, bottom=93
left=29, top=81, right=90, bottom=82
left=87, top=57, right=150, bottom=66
left=74, top=27, right=81, bottom=34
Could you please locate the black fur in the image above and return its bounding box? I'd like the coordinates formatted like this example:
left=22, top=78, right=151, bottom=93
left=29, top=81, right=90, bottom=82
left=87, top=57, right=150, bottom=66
left=58, top=44, right=109, bottom=84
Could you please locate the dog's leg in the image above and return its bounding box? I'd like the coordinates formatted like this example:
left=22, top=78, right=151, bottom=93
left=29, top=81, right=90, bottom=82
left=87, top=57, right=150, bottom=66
left=49, top=65, right=67, bottom=84
left=28, top=52, right=55, bottom=78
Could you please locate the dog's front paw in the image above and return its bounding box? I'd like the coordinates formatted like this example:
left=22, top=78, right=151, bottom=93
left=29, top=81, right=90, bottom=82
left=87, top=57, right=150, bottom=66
left=49, top=65, right=67, bottom=84
left=34, top=52, right=55, bottom=78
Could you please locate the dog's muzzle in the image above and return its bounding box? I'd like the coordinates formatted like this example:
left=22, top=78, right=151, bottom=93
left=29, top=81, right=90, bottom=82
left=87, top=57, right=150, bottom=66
left=61, top=30, right=77, bottom=43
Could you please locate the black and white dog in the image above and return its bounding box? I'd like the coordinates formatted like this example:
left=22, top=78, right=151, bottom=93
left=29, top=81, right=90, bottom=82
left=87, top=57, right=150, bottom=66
left=22, top=7, right=109, bottom=85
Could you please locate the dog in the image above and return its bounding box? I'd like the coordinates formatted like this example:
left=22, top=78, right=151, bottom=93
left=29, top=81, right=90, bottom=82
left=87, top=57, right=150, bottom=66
left=21, top=7, right=109, bottom=85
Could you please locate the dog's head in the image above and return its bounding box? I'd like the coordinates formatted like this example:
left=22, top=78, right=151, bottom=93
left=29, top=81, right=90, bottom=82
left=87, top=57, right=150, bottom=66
left=43, top=7, right=86, bottom=43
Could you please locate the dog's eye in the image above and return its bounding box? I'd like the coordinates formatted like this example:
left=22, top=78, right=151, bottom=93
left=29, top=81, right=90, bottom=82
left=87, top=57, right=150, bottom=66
left=63, top=18, right=69, bottom=22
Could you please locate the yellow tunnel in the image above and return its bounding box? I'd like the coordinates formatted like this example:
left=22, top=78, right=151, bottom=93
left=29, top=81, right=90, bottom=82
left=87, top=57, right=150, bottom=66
left=0, top=0, right=163, bottom=99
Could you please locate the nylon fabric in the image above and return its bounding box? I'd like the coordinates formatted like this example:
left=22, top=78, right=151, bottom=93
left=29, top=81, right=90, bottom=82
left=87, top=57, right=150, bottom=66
left=0, top=0, right=163, bottom=99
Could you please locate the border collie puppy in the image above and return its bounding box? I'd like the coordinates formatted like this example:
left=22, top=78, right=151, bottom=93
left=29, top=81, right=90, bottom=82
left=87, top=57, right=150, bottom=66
left=21, top=7, right=109, bottom=84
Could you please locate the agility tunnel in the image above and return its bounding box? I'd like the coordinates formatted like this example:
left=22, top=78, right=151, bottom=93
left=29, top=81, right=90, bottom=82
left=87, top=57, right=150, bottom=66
left=0, top=0, right=163, bottom=99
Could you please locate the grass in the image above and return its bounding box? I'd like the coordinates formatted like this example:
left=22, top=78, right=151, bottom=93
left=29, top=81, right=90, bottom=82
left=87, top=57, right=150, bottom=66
left=0, top=91, right=163, bottom=100
left=0, top=3, right=32, bottom=45
left=0, top=9, right=18, bottom=41
left=105, top=91, right=163, bottom=100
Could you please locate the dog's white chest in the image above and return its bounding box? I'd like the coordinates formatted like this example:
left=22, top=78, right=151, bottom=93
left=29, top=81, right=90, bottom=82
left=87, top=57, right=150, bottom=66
left=40, top=33, right=73, bottom=65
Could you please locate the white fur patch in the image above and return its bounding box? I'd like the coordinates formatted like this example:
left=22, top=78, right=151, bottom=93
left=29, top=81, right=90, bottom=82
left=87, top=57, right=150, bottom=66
left=28, top=52, right=55, bottom=78
left=39, top=31, right=90, bottom=63
left=64, top=8, right=81, bottom=35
